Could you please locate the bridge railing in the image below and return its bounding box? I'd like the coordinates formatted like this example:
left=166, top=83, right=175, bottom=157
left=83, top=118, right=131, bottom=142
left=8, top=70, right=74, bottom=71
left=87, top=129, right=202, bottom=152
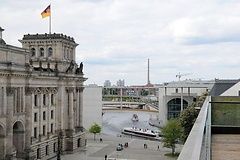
left=177, top=96, right=211, bottom=160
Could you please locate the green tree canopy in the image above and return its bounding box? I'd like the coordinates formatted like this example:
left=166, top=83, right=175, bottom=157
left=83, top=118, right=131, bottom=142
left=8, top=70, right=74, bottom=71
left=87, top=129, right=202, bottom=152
left=179, top=104, right=199, bottom=141
left=179, top=92, right=208, bottom=141
left=89, top=123, right=102, bottom=140
left=161, top=119, right=182, bottom=156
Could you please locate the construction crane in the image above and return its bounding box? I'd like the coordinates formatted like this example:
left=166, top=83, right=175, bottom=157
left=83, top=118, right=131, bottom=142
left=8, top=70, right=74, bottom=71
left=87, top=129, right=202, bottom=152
left=176, top=72, right=192, bottom=81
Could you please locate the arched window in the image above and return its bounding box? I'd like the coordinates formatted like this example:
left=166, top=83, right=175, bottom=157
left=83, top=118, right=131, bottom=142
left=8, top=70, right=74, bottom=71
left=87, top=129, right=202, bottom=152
left=77, top=138, right=81, bottom=147
left=53, top=142, right=57, bottom=152
left=46, top=145, right=49, bottom=155
left=37, top=148, right=41, bottom=159
left=40, top=48, right=44, bottom=57
left=31, top=48, right=36, bottom=57
left=167, top=98, right=188, bottom=119
left=48, top=47, right=53, bottom=57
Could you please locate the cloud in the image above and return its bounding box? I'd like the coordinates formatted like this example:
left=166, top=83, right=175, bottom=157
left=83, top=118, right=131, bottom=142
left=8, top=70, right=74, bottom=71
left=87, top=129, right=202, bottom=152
left=1, top=0, right=240, bottom=85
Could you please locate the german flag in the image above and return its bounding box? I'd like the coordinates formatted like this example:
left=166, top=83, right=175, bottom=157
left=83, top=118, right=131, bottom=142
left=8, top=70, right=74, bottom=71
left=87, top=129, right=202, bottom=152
left=41, top=5, right=51, bottom=18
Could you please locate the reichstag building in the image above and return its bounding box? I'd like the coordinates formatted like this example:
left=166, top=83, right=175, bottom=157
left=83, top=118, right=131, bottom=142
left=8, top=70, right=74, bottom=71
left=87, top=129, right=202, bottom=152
left=0, top=27, right=87, bottom=159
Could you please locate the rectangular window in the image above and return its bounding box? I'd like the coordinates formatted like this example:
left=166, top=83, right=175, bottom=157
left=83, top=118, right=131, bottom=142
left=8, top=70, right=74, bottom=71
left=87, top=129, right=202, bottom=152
left=34, top=95, right=38, bottom=106
left=34, top=127, right=37, bottom=138
left=46, top=145, right=49, bottom=155
left=53, top=142, right=57, bottom=152
left=43, top=94, right=46, bottom=105
left=51, top=110, right=54, bottom=119
left=51, top=123, right=53, bottom=133
left=34, top=113, right=37, bottom=122
left=43, top=125, right=46, bottom=136
left=43, top=111, right=46, bottom=120
left=176, top=88, right=178, bottom=93
left=51, top=94, right=54, bottom=105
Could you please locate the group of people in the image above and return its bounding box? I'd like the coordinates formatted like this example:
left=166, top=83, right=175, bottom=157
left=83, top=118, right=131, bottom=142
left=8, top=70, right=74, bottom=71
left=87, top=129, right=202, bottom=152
left=144, top=143, right=160, bottom=150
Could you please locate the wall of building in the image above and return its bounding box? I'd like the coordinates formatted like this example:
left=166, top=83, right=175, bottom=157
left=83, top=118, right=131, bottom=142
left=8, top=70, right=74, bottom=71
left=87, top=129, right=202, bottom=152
left=82, top=86, right=102, bottom=130
left=0, top=30, right=87, bottom=160
left=158, top=81, right=213, bottom=127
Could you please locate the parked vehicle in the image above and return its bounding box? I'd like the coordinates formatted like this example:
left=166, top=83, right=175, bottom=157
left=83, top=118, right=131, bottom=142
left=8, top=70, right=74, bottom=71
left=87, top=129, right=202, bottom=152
left=116, top=144, right=123, bottom=151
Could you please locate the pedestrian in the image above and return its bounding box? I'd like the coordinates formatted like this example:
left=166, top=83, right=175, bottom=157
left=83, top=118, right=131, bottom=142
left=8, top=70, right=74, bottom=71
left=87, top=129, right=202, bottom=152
left=144, top=143, right=147, bottom=149
left=100, top=138, right=102, bottom=142
left=157, top=145, right=159, bottom=150
left=104, top=154, right=107, bottom=160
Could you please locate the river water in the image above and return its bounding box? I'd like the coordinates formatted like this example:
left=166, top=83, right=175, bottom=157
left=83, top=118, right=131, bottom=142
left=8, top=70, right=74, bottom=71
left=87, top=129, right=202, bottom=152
left=102, top=110, right=160, bottom=136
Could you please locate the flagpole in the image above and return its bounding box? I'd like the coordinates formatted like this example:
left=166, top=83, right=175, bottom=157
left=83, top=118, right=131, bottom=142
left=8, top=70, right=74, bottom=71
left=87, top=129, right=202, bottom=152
left=49, top=4, right=51, bottom=34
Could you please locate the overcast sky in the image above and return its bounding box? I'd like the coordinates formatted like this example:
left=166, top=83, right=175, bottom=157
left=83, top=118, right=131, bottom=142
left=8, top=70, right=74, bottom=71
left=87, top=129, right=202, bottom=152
left=1, top=0, right=240, bottom=86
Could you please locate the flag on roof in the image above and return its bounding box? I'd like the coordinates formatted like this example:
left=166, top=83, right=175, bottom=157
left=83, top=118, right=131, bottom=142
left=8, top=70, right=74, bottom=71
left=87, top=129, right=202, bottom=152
left=41, top=5, right=51, bottom=18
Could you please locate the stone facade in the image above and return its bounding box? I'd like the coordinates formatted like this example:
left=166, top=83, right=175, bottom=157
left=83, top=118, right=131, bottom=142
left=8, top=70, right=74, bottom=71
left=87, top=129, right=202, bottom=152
left=0, top=28, right=87, bottom=160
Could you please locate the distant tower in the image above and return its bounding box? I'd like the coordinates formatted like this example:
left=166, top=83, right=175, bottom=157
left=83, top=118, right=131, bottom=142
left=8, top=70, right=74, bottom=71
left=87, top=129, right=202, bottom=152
left=147, top=58, right=150, bottom=84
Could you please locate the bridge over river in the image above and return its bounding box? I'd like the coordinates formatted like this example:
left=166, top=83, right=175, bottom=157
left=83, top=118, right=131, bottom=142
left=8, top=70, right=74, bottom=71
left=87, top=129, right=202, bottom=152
left=103, top=101, right=159, bottom=111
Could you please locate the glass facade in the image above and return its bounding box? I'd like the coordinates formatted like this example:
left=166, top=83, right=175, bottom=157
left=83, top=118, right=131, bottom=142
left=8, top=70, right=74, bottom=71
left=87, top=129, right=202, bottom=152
left=167, top=98, right=188, bottom=119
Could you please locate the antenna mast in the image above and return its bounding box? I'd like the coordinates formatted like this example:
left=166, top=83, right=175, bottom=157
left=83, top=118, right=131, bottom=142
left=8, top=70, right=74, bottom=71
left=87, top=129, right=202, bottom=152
left=147, top=59, right=150, bottom=84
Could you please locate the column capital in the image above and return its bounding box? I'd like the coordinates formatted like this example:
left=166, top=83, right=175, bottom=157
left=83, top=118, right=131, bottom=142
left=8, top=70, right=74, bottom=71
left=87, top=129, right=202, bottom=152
left=66, top=87, right=74, bottom=93
left=50, top=87, right=58, bottom=94
left=25, top=87, right=35, bottom=95
left=76, top=87, right=84, bottom=93
left=6, top=87, right=15, bottom=96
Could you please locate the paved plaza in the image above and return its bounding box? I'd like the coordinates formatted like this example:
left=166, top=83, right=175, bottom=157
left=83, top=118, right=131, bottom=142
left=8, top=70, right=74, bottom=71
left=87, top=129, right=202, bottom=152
left=62, top=133, right=181, bottom=160
left=62, top=110, right=182, bottom=160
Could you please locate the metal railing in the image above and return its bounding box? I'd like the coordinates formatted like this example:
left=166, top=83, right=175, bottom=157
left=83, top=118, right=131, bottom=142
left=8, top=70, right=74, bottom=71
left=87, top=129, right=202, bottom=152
left=178, top=96, right=211, bottom=160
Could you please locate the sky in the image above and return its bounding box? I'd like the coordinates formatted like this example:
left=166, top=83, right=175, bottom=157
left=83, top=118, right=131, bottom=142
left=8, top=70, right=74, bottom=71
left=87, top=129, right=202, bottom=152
left=1, top=0, right=240, bottom=86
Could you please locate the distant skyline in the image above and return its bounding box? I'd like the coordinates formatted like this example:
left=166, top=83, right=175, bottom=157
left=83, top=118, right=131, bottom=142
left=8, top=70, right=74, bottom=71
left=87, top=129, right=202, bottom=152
left=1, top=0, right=240, bottom=86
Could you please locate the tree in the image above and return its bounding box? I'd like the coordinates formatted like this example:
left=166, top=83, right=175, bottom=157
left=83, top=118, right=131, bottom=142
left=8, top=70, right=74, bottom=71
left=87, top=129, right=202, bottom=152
left=179, top=104, right=199, bottom=142
left=89, top=123, right=102, bottom=140
left=179, top=92, right=208, bottom=141
left=161, top=119, right=182, bottom=156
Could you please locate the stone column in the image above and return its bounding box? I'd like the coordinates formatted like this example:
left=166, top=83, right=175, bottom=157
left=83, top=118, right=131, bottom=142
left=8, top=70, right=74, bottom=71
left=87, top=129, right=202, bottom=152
left=75, top=90, right=80, bottom=127
left=47, top=90, right=51, bottom=137
left=67, top=88, right=74, bottom=131
left=38, top=88, right=43, bottom=141
left=5, top=87, right=16, bottom=159
left=78, top=87, right=84, bottom=127
left=24, top=87, right=35, bottom=159
left=57, top=85, right=64, bottom=131
left=159, top=87, right=168, bottom=127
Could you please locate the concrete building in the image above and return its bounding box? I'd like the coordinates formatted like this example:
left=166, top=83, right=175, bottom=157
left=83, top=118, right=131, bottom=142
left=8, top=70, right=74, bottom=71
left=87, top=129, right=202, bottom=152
left=116, top=79, right=125, bottom=87
left=104, top=80, right=111, bottom=87
left=0, top=27, right=87, bottom=159
left=82, top=85, right=102, bottom=130
left=158, top=80, right=214, bottom=127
